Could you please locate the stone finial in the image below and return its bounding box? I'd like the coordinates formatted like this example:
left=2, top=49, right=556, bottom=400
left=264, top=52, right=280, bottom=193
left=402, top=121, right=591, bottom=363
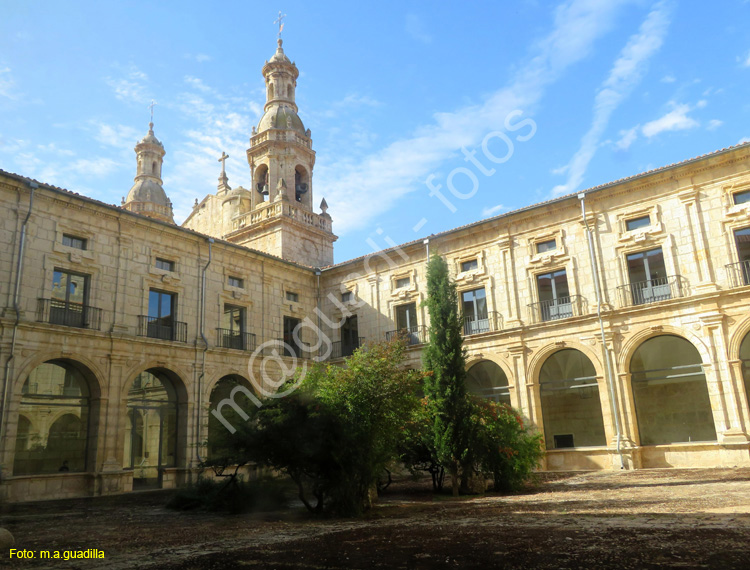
left=194, top=198, right=199, bottom=207
left=320, top=198, right=328, bottom=214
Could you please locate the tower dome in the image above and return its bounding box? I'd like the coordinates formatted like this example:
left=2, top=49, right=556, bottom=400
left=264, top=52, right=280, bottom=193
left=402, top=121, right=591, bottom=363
left=122, top=122, right=175, bottom=224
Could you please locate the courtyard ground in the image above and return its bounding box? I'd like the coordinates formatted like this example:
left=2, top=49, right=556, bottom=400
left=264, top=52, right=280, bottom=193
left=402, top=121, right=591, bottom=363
left=2, top=467, right=750, bottom=569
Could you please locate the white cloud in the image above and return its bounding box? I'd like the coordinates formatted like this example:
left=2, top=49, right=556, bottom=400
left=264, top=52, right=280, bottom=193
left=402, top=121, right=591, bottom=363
left=0, top=66, right=18, bottom=100
left=405, top=14, right=432, bottom=44
left=314, top=0, right=631, bottom=233
left=185, top=76, right=214, bottom=94
left=482, top=204, right=505, bottom=217
left=91, top=122, right=140, bottom=148
left=551, top=0, right=672, bottom=196
left=660, top=74, right=676, bottom=83
left=642, top=102, right=699, bottom=137
left=706, top=119, right=723, bottom=131
left=614, top=125, right=640, bottom=150
left=739, top=137, right=750, bottom=145
left=741, top=51, right=750, bottom=67
left=195, top=54, right=212, bottom=63
left=105, top=65, right=149, bottom=103
left=68, top=158, right=120, bottom=178
left=551, top=165, right=569, bottom=175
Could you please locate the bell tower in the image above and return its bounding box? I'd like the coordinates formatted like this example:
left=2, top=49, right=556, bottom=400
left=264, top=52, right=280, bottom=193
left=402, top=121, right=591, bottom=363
left=221, top=38, right=336, bottom=267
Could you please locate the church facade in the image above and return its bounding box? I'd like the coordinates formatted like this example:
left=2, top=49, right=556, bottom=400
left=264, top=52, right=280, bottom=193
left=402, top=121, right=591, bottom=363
left=2, top=40, right=750, bottom=502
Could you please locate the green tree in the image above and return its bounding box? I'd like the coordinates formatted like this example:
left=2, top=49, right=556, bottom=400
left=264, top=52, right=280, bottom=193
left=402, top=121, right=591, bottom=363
left=228, top=340, right=421, bottom=516
left=422, top=253, right=474, bottom=496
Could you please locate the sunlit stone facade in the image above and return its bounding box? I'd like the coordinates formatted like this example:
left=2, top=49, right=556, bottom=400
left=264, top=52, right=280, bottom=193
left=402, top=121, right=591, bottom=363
left=2, top=39, right=750, bottom=502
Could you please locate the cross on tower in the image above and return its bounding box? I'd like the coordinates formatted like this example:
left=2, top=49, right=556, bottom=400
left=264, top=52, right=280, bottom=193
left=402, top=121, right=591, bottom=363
left=274, top=11, right=286, bottom=38
left=148, top=100, right=157, bottom=123
left=218, top=151, right=229, bottom=174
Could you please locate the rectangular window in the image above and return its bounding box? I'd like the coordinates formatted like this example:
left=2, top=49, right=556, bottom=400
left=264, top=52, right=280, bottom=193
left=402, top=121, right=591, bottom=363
left=536, top=269, right=571, bottom=321
left=626, top=215, right=651, bottom=231
left=536, top=239, right=557, bottom=254
left=734, top=190, right=750, bottom=205
left=341, top=291, right=352, bottom=303
left=395, top=302, right=419, bottom=345
left=626, top=247, right=670, bottom=304
left=62, top=234, right=87, bottom=250
left=147, top=289, right=177, bottom=340
left=228, top=276, right=243, bottom=288
left=462, top=287, right=489, bottom=334
left=220, top=304, right=246, bottom=349
left=461, top=259, right=478, bottom=272
left=283, top=315, right=303, bottom=357
left=734, top=227, right=750, bottom=285
left=341, top=315, right=360, bottom=357
left=155, top=258, right=174, bottom=272
left=49, top=269, right=89, bottom=327
left=285, top=291, right=299, bottom=303
left=395, top=276, right=410, bottom=289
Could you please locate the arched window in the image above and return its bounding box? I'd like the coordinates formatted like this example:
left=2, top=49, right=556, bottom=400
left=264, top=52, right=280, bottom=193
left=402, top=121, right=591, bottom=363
left=631, top=335, right=716, bottom=445
left=124, top=370, right=178, bottom=489
left=466, top=361, right=510, bottom=406
left=13, top=361, right=91, bottom=475
left=268, top=83, right=274, bottom=99
left=255, top=164, right=270, bottom=202
left=740, top=332, right=750, bottom=410
left=539, top=349, right=606, bottom=449
left=151, top=161, right=157, bottom=175
left=207, top=375, right=256, bottom=459
left=294, top=166, right=309, bottom=204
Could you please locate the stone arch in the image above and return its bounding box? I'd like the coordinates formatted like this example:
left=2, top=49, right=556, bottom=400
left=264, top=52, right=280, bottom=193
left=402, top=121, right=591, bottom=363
left=465, top=359, right=511, bottom=406
left=14, top=352, right=105, bottom=399
left=617, top=325, right=711, bottom=375
left=123, top=367, right=188, bottom=489
left=538, top=348, right=607, bottom=450
left=254, top=163, right=270, bottom=203
left=527, top=341, right=604, bottom=386
left=12, top=359, right=100, bottom=475
left=628, top=334, right=717, bottom=445
left=727, top=314, right=750, bottom=360
left=294, top=165, right=310, bottom=206
left=206, top=374, right=258, bottom=459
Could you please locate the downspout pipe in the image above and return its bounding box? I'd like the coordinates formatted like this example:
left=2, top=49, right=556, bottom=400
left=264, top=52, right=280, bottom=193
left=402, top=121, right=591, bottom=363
left=578, top=192, right=625, bottom=469
left=195, top=237, right=213, bottom=465
left=315, top=268, right=321, bottom=359
left=1, top=182, right=36, bottom=474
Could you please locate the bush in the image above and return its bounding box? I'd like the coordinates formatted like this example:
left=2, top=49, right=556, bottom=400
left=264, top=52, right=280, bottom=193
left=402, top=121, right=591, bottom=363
left=166, top=475, right=289, bottom=514
left=469, top=399, right=545, bottom=492
left=227, top=340, right=422, bottom=516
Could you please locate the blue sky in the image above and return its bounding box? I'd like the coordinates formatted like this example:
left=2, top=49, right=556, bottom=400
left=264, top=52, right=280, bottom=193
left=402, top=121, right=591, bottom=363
left=1, top=1, right=749, bottom=263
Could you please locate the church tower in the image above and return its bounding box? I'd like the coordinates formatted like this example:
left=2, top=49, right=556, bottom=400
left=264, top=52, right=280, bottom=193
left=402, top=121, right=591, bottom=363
left=182, top=38, right=336, bottom=267
left=235, top=38, right=336, bottom=267
left=122, top=122, right=175, bottom=224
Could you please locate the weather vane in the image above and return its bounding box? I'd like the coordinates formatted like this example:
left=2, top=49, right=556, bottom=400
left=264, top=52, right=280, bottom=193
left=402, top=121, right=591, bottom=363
left=274, top=11, right=286, bottom=38
left=148, top=100, right=157, bottom=124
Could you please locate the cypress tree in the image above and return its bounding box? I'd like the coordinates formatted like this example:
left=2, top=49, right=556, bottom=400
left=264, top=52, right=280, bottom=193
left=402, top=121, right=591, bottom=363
left=422, top=253, right=472, bottom=496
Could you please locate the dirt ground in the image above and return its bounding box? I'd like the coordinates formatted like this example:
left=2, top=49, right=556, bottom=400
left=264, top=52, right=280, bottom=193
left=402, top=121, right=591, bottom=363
left=2, top=468, right=750, bottom=569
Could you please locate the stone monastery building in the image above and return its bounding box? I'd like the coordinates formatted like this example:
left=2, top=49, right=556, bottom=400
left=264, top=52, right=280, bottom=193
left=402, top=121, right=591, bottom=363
left=2, top=40, right=750, bottom=502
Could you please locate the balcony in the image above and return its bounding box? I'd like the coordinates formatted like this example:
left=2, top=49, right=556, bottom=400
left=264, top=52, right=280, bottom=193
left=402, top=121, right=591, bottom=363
left=463, top=311, right=501, bottom=335
left=329, top=337, right=365, bottom=360
left=138, top=315, right=187, bottom=342
left=216, top=328, right=256, bottom=351
left=726, top=261, right=750, bottom=288
left=385, top=326, right=427, bottom=347
left=527, top=296, right=585, bottom=324
left=616, top=276, right=686, bottom=307
left=36, top=298, right=102, bottom=330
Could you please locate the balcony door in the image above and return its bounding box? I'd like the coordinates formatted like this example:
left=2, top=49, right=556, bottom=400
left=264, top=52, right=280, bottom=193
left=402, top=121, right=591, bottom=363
left=341, top=315, right=359, bottom=357
left=626, top=248, right=669, bottom=304
left=536, top=270, right=571, bottom=321
left=462, top=288, right=488, bottom=334
left=735, top=228, right=750, bottom=285
left=221, top=304, right=246, bottom=349
left=395, top=302, right=419, bottom=344
left=51, top=269, right=88, bottom=327
left=283, top=316, right=303, bottom=357
left=148, top=290, right=176, bottom=340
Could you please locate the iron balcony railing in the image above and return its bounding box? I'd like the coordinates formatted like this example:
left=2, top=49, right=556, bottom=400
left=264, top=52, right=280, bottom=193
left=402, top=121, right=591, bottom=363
left=36, top=298, right=102, bottom=330
left=329, top=337, right=365, bottom=360
left=527, top=295, right=585, bottom=324
left=462, top=311, right=502, bottom=336
left=215, top=328, right=257, bottom=351
left=385, top=325, right=427, bottom=347
left=138, top=315, right=187, bottom=342
left=616, top=275, right=687, bottom=307
left=726, top=261, right=750, bottom=288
